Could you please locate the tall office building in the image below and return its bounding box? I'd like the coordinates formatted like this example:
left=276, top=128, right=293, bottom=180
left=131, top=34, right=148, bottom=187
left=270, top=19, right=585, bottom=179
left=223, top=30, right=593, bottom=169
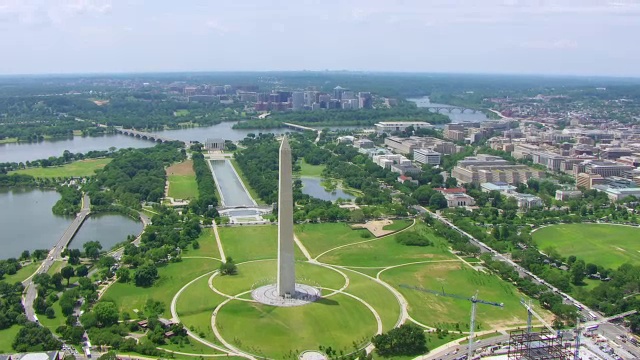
left=291, top=92, right=304, bottom=111
left=334, top=86, right=346, bottom=100
left=359, top=92, right=373, bottom=109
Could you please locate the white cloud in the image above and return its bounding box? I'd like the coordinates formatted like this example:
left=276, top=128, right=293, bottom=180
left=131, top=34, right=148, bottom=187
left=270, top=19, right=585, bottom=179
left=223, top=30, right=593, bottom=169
left=519, top=39, right=578, bottom=50
left=0, top=0, right=112, bottom=27
left=205, top=19, right=229, bottom=35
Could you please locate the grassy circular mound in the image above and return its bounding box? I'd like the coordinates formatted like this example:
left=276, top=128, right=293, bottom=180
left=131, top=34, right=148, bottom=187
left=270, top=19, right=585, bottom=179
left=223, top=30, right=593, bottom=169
left=533, top=223, right=640, bottom=269
left=215, top=293, right=377, bottom=359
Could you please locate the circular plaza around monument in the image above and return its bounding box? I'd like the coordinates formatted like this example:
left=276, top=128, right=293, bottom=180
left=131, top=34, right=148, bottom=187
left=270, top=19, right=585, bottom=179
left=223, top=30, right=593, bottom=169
left=251, top=283, right=321, bottom=307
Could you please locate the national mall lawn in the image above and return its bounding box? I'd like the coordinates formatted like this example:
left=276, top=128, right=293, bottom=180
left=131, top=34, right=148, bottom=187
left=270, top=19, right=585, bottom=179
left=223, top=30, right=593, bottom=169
left=533, top=223, right=640, bottom=269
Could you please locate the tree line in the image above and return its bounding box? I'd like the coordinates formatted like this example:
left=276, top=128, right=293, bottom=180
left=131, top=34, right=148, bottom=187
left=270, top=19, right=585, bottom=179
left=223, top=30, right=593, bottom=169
left=189, top=151, right=219, bottom=217
left=86, top=142, right=185, bottom=208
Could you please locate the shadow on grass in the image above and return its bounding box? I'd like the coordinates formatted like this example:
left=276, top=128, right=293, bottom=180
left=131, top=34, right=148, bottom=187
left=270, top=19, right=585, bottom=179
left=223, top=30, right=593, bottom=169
left=316, top=297, right=339, bottom=306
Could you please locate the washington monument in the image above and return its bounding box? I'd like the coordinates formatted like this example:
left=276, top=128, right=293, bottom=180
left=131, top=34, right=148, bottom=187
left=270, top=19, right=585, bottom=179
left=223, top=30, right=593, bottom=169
left=277, top=136, right=296, bottom=297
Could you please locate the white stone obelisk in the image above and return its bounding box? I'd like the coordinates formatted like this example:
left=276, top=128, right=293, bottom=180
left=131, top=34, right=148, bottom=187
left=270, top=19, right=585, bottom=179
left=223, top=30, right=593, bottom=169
left=277, top=136, right=296, bottom=297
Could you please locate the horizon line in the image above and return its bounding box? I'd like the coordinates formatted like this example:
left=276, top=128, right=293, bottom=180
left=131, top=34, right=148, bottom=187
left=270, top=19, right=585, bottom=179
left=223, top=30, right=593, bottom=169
left=0, top=69, right=639, bottom=81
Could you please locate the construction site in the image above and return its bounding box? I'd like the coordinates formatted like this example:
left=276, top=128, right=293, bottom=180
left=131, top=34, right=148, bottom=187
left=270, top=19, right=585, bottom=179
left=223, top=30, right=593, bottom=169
left=419, top=289, right=637, bottom=360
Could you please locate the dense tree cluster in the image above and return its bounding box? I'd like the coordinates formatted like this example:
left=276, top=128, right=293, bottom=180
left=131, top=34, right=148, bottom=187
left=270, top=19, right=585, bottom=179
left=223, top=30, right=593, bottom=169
left=395, top=231, right=433, bottom=247
left=12, top=322, right=62, bottom=352
left=0, top=258, right=23, bottom=280
left=51, top=186, right=82, bottom=216
left=234, top=134, right=281, bottom=204
left=0, top=173, right=37, bottom=186
left=324, top=144, right=394, bottom=205
left=372, top=324, right=427, bottom=357
left=190, top=152, right=219, bottom=217
left=0, top=281, right=26, bottom=330
left=112, top=208, right=201, bottom=287
left=88, top=143, right=185, bottom=208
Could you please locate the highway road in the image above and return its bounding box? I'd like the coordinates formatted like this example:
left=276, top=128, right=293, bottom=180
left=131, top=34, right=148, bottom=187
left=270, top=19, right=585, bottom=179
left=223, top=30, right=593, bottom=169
left=23, top=193, right=91, bottom=322
left=413, top=205, right=640, bottom=359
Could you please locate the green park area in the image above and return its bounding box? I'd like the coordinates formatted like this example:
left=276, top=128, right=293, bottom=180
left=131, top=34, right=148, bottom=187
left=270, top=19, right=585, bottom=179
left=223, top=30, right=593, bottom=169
left=380, top=262, right=538, bottom=331
left=102, top=257, right=220, bottom=317
left=166, top=160, right=198, bottom=200
left=217, top=293, right=377, bottom=359
left=74, top=217, right=546, bottom=359
left=383, top=220, right=413, bottom=232
left=295, top=220, right=414, bottom=259
left=533, top=223, right=640, bottom=269
left=317, top=222, right=456, bottom=267
left=0, top=325, right=20, bottom=353
left=11, top=158, right=111, bottom=178
left=295, top=222, right=373, bottom=258
left=1, top=261, right=40, bottom=284
left=217, top=225, right=306, bottom=262
left=297, top=159, right=326, bottom=177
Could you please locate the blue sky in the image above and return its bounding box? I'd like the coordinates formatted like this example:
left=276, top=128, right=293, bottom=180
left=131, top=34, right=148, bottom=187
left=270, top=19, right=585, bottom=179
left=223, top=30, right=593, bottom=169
left=1, top=0, right=639, bottom=76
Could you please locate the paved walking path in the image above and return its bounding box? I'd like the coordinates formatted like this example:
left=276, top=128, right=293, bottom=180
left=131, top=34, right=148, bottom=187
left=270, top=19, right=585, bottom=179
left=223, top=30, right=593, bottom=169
left=212, top=222, right=226, bottom=262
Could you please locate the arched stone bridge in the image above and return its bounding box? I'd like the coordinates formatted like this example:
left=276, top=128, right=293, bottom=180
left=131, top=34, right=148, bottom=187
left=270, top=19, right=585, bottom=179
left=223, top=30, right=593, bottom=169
left=424, top=106, right=477, bottom=114
left=116, top=128, right=178, bottom=143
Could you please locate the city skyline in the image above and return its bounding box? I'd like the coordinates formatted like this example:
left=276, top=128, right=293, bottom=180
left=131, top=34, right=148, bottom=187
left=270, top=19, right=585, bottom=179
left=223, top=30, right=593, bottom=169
left=1, top=0, right=640, bottom=77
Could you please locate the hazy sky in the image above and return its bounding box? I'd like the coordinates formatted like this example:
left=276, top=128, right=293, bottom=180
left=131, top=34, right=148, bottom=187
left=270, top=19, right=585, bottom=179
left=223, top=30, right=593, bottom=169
left=1, top=0, right=639, bottom=76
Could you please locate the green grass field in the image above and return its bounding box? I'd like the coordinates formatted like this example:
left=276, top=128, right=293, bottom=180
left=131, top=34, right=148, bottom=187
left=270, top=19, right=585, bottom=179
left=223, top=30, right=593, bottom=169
left=341, top=269, right=401, bottom=331
left=46, top=260, right=64, bottom=276
left=319, top=223, right=456, bottom=267
left=0, top=325, right=20, bottom=353
left=102, top=258, right=220, bottom=317
left=216, top=293, right=377, bottom=359
left=1, top=262, right=40, bottom=284
left=183, top=228, right=221, bottom=259
left=166, top=160, right=198, bottom=200
left=218, top=225, right=305, bottom=263
left=229, top=159, right=265, bottom=205
left=167, top=174, right=198, bottom=200
left=11, top=158, right=111, bottom=178
left=297, top=160, right=326, bottom=177
left=212, top=260, right=346, bottom=297
left=174, top=109, right=190, bottom=116
left=38, top=300, right=65, bottom=333
left=381, top=262, right=537, bottom=330
left=176, top=275, right=225, bottom=344
left=533, top=224, right=640, bottom=269
left=383, top=219, right=413, bottom=232
left=295, top=223, right=372, bottom=258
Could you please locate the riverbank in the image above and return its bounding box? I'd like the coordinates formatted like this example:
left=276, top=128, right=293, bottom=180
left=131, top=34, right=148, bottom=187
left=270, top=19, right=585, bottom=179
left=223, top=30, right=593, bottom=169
left=10, top=158, right=111, bottom=178
left=0, top=137, right=18, bottom=144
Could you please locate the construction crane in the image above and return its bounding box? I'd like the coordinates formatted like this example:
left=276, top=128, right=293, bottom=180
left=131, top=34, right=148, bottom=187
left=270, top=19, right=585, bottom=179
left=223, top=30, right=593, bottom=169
left=521, top=299, right=637, bottom=360
left=400, top=284, right=504, bottom=360
left=520, top=298, right=556, bottom=334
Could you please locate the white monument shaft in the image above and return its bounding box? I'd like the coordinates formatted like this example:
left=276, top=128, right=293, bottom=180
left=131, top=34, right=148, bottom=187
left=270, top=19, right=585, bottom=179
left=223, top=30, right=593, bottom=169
left=277, top=136, right=296, bottom=297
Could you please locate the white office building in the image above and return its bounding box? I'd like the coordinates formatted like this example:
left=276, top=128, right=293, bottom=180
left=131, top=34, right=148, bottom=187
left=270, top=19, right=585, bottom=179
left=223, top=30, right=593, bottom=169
left=375, top=121, right=434, bottom=134
left=414, top=149, right=441, bottom=166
